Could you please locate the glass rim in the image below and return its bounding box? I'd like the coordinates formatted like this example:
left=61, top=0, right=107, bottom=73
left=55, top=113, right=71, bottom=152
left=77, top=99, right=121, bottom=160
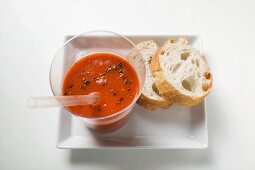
left=49, top=30, right=146, bottom=121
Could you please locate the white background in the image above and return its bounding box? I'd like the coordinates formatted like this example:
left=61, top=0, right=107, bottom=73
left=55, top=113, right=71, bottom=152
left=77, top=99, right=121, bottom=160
left=0, top=0, right=255, bottom=169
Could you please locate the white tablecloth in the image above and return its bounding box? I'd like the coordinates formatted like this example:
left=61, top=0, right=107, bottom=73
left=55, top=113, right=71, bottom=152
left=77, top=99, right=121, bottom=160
left=1, top=0, right=255, bottom=169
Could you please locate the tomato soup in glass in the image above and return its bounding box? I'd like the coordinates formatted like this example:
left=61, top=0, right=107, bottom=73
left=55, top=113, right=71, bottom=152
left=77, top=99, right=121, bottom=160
left=62, top=53, right=140, bottom=132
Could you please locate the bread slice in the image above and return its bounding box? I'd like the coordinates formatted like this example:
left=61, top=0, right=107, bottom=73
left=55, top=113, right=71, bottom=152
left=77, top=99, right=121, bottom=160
left=151, top=38, right=212, bottom=106
left=134, top=40, right=172, bottom=110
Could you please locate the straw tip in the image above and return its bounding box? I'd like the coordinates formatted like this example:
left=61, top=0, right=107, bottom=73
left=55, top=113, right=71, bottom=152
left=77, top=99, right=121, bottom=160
left=27, top=97, right=36, bottom=109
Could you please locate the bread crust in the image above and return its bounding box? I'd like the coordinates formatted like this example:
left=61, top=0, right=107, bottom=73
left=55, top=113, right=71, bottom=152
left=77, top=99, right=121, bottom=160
left=150, top=39, right=213, bottom=106
left=137, top=93, right=172, bottom=110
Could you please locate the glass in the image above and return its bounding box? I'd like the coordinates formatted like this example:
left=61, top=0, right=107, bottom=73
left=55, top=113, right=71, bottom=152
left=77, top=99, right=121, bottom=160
left=50, top=30, right=146, bottom=132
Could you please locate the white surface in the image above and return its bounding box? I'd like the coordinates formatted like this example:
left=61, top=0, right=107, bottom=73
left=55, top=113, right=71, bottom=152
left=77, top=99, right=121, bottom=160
left=58, top=35, right=208, bottom=149
left=0, top=0, right=255, bottom=169
left=58, top=103, right=207, bottom=149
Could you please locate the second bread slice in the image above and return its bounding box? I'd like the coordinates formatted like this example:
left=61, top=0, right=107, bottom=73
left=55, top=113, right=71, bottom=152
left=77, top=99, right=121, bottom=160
left=136, top=40, right=172, bottom=110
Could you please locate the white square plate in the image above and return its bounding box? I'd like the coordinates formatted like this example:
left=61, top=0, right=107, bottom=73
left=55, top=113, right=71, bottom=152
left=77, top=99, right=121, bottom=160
left=57, top=35, right=208, bottom=149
